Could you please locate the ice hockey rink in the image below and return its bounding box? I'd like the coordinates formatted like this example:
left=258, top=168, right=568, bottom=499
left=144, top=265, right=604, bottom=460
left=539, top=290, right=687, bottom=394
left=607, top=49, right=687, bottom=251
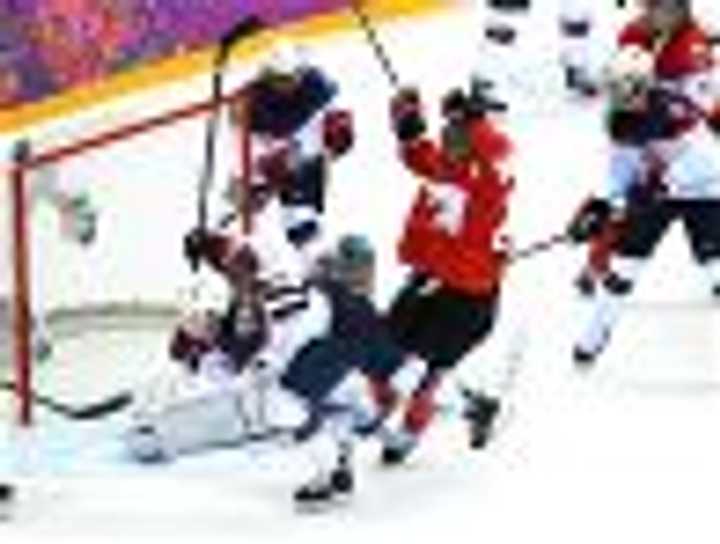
left=1, top=1, right=719, bottom=542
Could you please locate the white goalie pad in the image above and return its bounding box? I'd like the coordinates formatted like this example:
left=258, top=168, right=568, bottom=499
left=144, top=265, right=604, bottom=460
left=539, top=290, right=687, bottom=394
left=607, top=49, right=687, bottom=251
left=123, top=355, right=308, bottom=462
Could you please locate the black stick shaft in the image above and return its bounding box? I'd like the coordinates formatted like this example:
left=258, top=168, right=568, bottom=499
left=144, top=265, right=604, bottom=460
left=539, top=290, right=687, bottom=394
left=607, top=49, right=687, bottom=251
left=509, top=233, right=571, bottom=264
left=349, top=0, right=401, bottom=88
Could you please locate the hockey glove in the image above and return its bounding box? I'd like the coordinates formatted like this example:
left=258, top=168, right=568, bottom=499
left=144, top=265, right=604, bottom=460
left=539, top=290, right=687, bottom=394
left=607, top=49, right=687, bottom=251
left=183, top=228, right=228, bottom=271
left=323, top=109, right=354, bottom=158
left=567, top=197, right=612, bottom=243
left=390, top=87, right=427, bottom=142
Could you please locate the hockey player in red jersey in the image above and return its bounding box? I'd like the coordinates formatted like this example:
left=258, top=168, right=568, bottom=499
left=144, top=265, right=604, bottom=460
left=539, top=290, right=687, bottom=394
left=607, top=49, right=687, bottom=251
left=364, top=81, right=515, bottom=464
left=569, top=0, right=720, bottom=364
left=575, top=0, right=720, bottom=297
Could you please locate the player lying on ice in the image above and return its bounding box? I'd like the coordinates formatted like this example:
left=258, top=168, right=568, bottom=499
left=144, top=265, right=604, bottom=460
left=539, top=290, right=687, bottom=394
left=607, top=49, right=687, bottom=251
left=357, top=79, right=517, bottom=466
left=567, top=0, right=720, bottom=365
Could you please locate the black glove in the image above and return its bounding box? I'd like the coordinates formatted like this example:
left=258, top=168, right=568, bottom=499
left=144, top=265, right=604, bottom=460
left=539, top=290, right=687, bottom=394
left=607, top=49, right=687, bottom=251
left=390, top=87, right=427, bottom=142
left=567, top=198, right=612, bottom=243
left=183, top=227, right=211, bottom=270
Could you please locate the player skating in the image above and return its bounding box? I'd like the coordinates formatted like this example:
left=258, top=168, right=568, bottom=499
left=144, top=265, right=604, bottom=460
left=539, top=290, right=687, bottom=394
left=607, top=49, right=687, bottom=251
left=358, top=81, right=515, bottom=465
left=568, top=0, right=720, bottom=365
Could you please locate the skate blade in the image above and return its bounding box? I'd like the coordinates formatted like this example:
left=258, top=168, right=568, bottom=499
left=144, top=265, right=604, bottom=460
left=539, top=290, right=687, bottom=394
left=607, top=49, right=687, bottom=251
left=294, top=493, right=352, bottom=515
left=473, top=403, right=516, bottom=451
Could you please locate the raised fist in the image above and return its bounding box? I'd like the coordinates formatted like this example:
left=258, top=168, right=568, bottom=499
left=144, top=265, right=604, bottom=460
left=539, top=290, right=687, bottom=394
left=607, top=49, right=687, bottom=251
left=390, top=87, right=427, bottom=142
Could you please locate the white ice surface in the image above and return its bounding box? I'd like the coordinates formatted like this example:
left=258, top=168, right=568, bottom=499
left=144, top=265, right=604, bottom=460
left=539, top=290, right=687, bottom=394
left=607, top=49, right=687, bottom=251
left=1, top=1, right=719, bottom=542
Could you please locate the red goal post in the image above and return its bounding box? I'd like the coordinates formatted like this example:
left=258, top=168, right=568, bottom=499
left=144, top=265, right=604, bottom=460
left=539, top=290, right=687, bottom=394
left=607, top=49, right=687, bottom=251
left=2, top=85, right=252, bottom=427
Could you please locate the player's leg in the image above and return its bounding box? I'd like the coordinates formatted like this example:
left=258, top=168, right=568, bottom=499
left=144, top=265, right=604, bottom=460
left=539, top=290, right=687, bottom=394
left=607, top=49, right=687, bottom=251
left=292, top=374, right=363, bottom=511
left=475, top=0, right=531, bottom=103
left=573, top=202, right=674, bottom=365
left=358, top=274, right=430, bottom=428
left=576, top=218, right=626, bottom=297
left=314, top=277, right=406, bottom=435
left=679, top=200, right=720, bottom=298
left=0, top=482, right=16, bottom=521
left=381, top=288, right=500, bottom=464
left=280, top=337, right=362, bottom=508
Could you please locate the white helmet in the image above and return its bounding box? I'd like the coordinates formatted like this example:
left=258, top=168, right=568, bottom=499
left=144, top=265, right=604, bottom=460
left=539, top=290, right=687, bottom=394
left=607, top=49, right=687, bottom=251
left=260, top=39, right=309, bottom=77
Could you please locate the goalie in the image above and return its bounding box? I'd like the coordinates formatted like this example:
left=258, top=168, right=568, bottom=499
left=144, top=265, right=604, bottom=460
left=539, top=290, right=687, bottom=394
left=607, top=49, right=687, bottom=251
left=124, top=217, right=403, bottom=510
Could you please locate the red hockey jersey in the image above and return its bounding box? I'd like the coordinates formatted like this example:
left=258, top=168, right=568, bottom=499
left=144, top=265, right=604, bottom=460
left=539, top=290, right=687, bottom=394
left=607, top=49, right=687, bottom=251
left=618, top=18, right=713, bottom=80
left=397, top=118, right=513, bottom=296
left=618, top=17, right=714, bottom=134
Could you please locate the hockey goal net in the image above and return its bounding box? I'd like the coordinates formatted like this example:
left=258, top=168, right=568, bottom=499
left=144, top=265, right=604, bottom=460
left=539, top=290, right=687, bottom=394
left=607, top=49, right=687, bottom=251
left=1, top=72, right=253, bottom=427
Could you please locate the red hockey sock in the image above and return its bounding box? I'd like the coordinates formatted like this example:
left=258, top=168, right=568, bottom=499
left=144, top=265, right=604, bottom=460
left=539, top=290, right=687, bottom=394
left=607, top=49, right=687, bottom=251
left=368, top=378, right=398, bottom=418
left=403, top=375, right=443, bottom=436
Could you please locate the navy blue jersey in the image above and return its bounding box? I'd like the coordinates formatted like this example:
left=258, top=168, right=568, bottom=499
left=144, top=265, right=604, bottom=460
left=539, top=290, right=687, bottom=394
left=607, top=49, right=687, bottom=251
left=248, top=67, right=338, bottom=138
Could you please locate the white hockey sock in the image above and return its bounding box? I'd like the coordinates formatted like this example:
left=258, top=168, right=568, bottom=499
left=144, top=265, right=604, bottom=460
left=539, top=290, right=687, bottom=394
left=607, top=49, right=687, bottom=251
left=575, top=258, right=644, bottom=354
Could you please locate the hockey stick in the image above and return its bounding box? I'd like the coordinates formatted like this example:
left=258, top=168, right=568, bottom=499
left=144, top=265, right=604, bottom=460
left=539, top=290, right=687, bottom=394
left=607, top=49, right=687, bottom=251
left=507, top=232, right=572, bottom=264
left=194, top=15, right=264, bottom=270
left=0, top=380, right=132, bottom=421
left=349, top=0, right=401, bottom=88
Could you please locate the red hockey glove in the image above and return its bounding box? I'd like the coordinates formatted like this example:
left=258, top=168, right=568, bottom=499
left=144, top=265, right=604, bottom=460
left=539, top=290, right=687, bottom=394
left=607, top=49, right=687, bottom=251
left=169, top=319, right=217, bottom=370
left=323, top=109, right=354, bottom=157
left=390, top=87, right=427, bottom=142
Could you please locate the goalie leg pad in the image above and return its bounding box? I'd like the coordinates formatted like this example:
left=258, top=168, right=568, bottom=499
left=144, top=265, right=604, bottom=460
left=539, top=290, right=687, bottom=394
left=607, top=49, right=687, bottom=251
left=125, top=384, right=250, bottom=462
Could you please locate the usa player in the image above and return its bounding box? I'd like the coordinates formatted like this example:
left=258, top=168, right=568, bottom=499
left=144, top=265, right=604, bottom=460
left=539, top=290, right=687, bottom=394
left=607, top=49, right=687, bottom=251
left=224, top=42, right=353, bottom=270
